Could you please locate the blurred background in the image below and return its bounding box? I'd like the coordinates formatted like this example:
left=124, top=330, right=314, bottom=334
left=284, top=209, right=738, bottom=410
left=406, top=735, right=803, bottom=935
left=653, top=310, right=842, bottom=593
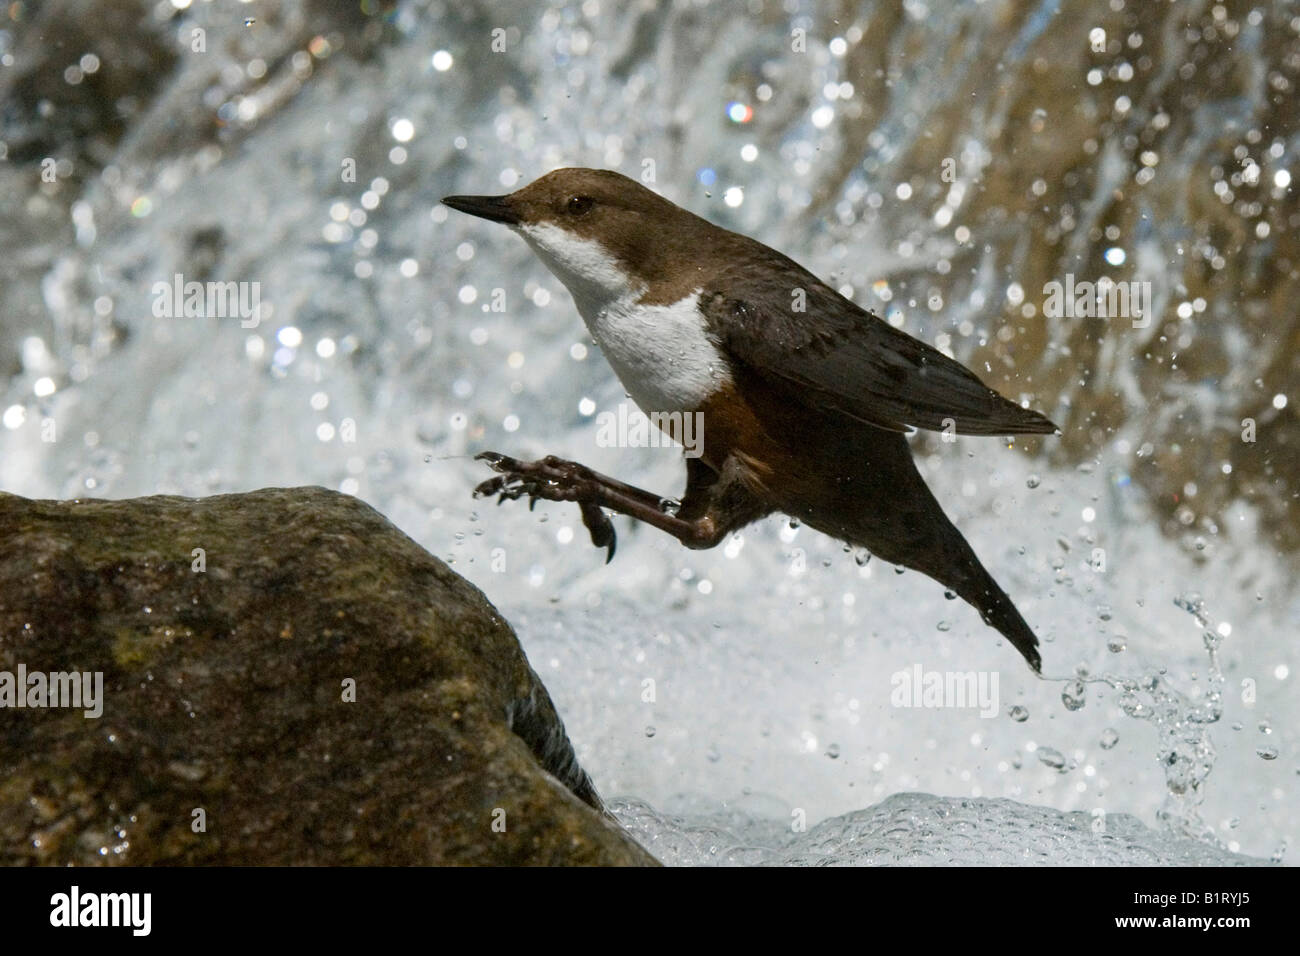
left=1, top=0, right=1294, bottom=863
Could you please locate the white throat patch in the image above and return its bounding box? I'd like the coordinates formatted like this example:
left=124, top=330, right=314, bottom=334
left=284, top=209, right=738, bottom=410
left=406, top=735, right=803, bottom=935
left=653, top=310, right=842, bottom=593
left=517, top=222, right=729, bottom=414
left=516, top=222, right=638, bottom=320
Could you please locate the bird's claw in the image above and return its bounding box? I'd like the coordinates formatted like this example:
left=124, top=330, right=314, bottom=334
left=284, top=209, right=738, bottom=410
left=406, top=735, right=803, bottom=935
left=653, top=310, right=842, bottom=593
left=579, top=499, right=617, bottom=563
left=472, top=452, right=550, bottom=504
left=472, top=450, right=617, bottom=561
left=472, top=473, right=537, bottom=504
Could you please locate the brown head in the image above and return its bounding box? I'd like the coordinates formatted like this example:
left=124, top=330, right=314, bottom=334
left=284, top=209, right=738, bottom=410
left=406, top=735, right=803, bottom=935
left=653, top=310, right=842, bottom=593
left=443, top=168, right=724, bottom=308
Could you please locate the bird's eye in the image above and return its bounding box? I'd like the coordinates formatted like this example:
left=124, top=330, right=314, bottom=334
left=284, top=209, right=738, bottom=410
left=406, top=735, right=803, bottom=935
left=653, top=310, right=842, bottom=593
left=566, top=196, right=594, bottom=216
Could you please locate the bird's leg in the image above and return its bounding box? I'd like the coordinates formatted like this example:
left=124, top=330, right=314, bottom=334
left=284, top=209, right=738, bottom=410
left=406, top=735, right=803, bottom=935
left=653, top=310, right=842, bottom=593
left=473, top=452, right=765, bottom=560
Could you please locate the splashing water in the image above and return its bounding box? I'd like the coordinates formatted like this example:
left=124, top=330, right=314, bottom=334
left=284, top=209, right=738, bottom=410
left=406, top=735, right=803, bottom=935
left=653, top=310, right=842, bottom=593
left=1095, top=593, right=1227, bottom=842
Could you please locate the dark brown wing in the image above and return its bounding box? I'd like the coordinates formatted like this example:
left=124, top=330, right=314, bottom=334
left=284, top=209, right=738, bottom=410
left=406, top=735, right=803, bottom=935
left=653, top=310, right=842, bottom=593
left=700, top=265, right=1058, bottom=436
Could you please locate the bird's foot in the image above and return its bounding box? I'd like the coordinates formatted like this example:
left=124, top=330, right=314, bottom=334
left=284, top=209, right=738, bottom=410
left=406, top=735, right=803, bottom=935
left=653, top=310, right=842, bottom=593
left=473, top=452, right=617, bottom=561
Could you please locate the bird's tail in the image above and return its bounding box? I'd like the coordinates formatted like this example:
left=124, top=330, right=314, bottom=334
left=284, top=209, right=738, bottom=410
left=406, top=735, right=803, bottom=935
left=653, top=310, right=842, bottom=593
left=880, top=500, right=1041, bottom=673
left=838, top=456, right=1042, bottom=671
left=837, top=509, right=1043, bottom=672
left=946, top=555, right=1042, bottom=673
left=796, top=427, right=1043, bottom=671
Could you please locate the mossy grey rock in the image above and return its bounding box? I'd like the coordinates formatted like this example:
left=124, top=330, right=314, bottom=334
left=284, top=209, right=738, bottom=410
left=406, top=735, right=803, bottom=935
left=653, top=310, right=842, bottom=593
left=0, top=486, right=654, bottom=865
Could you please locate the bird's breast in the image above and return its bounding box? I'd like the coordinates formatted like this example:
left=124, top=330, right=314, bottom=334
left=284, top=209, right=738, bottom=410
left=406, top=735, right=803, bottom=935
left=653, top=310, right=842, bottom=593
left=586, top=291, right=732, bottom=417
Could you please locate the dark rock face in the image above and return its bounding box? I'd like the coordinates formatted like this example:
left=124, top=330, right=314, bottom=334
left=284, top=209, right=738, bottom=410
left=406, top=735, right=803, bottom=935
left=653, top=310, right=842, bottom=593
left=0, top=487, right=654, bottom=865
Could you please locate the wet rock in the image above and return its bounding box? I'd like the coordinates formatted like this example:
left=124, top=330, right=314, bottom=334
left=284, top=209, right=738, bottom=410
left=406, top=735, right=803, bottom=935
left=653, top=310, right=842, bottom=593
left=0, top=486, right=654, bottom=865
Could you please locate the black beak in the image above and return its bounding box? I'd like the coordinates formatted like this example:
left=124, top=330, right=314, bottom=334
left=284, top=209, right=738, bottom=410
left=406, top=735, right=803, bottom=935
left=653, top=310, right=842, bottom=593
left=441, top=194, right=519, bottom=225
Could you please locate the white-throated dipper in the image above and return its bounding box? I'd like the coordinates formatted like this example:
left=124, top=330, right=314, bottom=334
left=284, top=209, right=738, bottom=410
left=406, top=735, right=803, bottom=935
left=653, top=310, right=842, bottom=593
left=443, top=168, right=1057, bottom=671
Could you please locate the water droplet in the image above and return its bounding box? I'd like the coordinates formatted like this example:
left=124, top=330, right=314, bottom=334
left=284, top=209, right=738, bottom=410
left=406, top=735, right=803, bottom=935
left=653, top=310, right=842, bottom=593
left=1174, top=592, right=1209, bottom=627
left=1119, top=692, right=1149, bottom=718
left=936, top=620, right=951, bottom=632
left=825, top=743, right=840, bottom=759
left=1107, top=637, right=1127, bottom=653
left=894, top=565, right=906, bottom=575
left=1099, top=728, right=1120, bottom=749
left=1008, top=705, right=1030, bottom=722
left=943, top=589, right=957, bottom=600
left=1026, top=474, right=1041, bottom=488
left=1257, top=746, right=1278, bottom=761
left=1062, top=680, right=1087, bottom=711
left=644, top=725, right=656, bottom=738
left=854, top=548, right=871, bottom=567
left=1037, top=747, right=1068, bottom=770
